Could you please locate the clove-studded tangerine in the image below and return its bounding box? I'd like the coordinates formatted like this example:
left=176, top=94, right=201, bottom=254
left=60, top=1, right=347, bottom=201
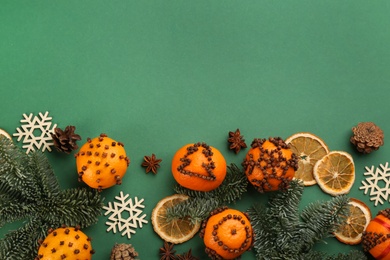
left=362, top=208, right=390, bottom=260
left=75, top=133, right=130, bottom=191
left=35, top=225, right=94, bottom=260
left=242, top=137, right=298, bottom=192
left=200, top=207, right=253, bottom=260
left=171, top=142, right=227, bottom=192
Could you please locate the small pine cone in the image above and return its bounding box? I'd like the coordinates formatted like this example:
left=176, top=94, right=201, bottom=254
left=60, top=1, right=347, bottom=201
left=350, top=122, right=384, bottom=154
left=110, top=243, right=139, bottom=260
left=51, top=125, right=82, bottom=154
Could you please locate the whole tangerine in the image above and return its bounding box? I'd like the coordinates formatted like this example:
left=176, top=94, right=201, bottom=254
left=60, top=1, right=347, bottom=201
left=36, top=225, right=94, bottom=260
left=171, top=142, right=227, bottom=192
left=242, top=137, right=298, bottom=192
left=200, top=207, right=253, bottom=260
left=75, top=134, right=130, bottom=191
left=362, top=208, right=390, bottom=260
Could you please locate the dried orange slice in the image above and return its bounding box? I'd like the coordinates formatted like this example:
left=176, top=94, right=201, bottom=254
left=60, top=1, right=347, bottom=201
left=313, top=151, right=355, bottom=196
left=0, top=128, right=12, bottom=140
left=285, top=132, right=329, bottom=186
left=151, top=194, right=200, bottom=244
left=334, top=198, right=371, bottom=245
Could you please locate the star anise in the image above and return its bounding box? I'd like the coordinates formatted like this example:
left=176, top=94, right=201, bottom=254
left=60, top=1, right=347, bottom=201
left=159, top=241, right=176, bottom=260
left=176, top=249, right=198, bottom=260
left=142, top=153, right=162, bottom=174
left=228, top=128, right=247, bottom=154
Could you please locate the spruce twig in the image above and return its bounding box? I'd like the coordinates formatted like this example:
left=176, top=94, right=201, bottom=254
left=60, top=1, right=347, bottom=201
left=167, top=163, right=248, bottom=224
left=305, top=250, right=367, bottom=260
left=0, top=136, right=103, bottom=260
left=247, top=180, right=366, bottom=260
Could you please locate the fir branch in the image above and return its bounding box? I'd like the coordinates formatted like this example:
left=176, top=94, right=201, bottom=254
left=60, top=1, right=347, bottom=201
left=304, top=250, right=367, bottom=260
left=299, top=195, right=349, bottom=252
left=167, top=163, right=248, bottom=224
left=265, top=180, right=305, bottom=256
left=247, top=181, right=354, bottom=260
left=44, top=188, right=103, bottom=228
left=0, top=200, right=36, bottom=227
left=0, top=136, right=103, bottom=260
left=173, top=163, right=247, bottom=204
left=0, top=217, right=46, bottom=260
left=331, top=250, right=367, bottom=260
left=0, top=136, right=26, bottom=179
left=27, top=151, right=60, bottom=199
left=167, top=197, right=220, bottom=224
left=0, top=136, right=34, bottom=203
left=247, top=203, right=278, bottom=259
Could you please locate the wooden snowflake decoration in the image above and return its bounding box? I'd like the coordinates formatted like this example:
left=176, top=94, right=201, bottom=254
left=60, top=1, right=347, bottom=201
left=360, top=162, right=390, bottom=206
left=103, top=191, right=148, bottom=239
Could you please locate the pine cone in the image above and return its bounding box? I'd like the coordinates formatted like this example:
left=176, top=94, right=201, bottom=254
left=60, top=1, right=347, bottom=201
left=350, top=122, right=384, bottom=154
left=110, top=243, right=138, bottom=260
left=51, top=126, right=81, bottom=153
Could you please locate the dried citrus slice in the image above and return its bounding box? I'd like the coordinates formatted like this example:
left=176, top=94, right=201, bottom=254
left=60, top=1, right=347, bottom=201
left=0, top=128, right=12, bottom=140
left=334, top=198, right=371, bottom=245
left=285, top=132, right=329, bottom=186
left=151, top=194, right=200, bottom=244
left=313, top=151, right=355, bottom=196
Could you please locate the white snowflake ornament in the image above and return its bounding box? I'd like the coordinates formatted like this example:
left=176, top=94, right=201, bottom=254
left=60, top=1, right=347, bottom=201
left=360, top=162, right=390, bottom=206
left=13, top=111, right=57, bottom=154
left=103, top=191, right=148, bottom=239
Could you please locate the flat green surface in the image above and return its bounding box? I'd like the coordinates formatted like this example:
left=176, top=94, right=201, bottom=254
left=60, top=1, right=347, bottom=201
left=1, top=1, right=390, bottom=259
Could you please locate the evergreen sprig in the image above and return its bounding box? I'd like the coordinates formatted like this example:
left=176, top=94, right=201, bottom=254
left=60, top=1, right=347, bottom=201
left=167, top=163, right=248, bottom=224
left=305, top=250, right=368, bottom=260
left=247, top=179, right=367, bottom=260
left=0, top=136, right=103, bottom=260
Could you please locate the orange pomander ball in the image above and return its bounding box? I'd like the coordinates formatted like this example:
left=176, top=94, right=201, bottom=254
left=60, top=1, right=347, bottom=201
left=171, top=142, right=227, bottom=192
left=362, top=208, right=390, bottom=260
left=200, top=207, right=253, bottom=260
left=75, top=133, right=130, bottom=191
left=36, top=226, right=94, bottom=260
left=242, top=137, right=298, bottom=192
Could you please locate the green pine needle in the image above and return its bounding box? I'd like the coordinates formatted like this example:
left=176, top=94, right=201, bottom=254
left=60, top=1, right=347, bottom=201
left=305, top=249, right=367, bottom=260
left=247, top=180, right=366, bottom=260
left=0, top=135, right=103, bottom=260
left=167, top=163, right=248, bottom=224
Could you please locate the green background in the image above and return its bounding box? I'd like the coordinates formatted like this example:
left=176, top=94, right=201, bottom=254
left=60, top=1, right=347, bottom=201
left=1, top=1, right=390, bottom=259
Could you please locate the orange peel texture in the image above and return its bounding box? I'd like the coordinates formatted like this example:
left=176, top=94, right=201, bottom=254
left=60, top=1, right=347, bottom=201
left=75, top=133, right=130, bottom=191
left=242, top=137, right=298, bottom=192
left=171, top=142, right=227, bottom=192
left=362, top=208, right=390, bottom=260
left=200, top=207, right=253, bottom=260
left=36, top=226, right=94, bottom=260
